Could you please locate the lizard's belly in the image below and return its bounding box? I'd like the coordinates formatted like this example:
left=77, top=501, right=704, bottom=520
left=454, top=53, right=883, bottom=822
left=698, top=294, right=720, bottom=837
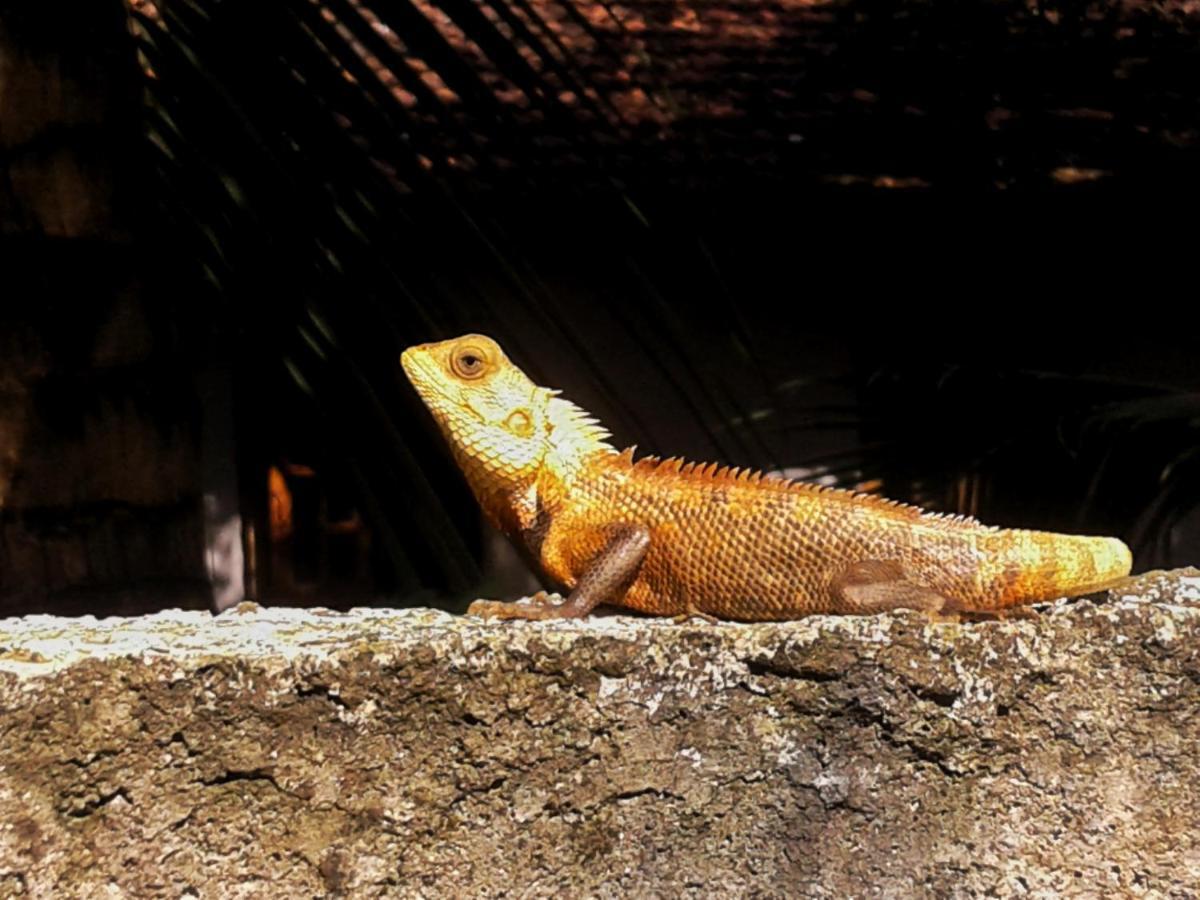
left=654, top=512, right=854, bottom=619
left=638, top=540, right=834, bottom=620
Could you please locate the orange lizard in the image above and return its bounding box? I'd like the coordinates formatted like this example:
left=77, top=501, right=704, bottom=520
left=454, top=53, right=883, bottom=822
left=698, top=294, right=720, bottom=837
left=401, top=334, right=1133, bottom=622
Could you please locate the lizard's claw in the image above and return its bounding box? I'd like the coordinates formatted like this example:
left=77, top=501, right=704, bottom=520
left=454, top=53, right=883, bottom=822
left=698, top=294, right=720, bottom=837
left=529, top=590, right=564, bottom=605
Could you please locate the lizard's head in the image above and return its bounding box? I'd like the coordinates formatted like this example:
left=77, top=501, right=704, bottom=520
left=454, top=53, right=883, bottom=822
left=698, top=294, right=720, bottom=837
left=401, top=334, right=552, bottom=489
left=402, top=334, right=615, bottom=524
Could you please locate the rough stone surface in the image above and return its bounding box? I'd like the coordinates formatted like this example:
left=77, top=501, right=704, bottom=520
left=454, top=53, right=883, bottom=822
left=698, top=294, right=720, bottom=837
left=1, top=570, right=1199, bottom=897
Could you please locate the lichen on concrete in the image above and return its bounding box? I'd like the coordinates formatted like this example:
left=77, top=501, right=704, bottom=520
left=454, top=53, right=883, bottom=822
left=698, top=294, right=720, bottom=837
left=1, top=569, right=1199, bottom=897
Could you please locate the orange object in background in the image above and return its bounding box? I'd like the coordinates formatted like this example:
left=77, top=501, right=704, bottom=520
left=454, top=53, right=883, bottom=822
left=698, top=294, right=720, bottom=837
left=268, top=466, right=293, bottom=542
left=262, top=462, right=373, bottom=602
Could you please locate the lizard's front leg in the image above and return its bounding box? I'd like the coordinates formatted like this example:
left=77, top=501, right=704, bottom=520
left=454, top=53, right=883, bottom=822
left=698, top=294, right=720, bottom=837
left=468, top=525, right=650, bottom=621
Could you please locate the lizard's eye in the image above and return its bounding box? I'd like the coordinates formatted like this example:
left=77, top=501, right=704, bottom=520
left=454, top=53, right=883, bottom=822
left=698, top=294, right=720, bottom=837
left=452, top=347, right=487, bottom=379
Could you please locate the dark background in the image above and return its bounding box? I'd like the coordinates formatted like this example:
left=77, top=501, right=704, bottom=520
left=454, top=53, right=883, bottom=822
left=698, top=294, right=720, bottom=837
left=1, top=0, right=1197, bottom=616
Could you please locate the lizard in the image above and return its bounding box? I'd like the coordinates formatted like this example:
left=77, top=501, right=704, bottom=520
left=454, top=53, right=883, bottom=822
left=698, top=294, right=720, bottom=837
left=401, top=333, right=1133, bottom=622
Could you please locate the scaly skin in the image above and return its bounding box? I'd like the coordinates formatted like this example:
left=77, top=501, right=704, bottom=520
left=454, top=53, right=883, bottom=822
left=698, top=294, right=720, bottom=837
left=402, top=334, right=1133, bottom=622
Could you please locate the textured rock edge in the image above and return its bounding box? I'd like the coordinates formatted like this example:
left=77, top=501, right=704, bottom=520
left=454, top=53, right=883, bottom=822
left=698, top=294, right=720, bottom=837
left=1, top=569, right=1198, bottom=897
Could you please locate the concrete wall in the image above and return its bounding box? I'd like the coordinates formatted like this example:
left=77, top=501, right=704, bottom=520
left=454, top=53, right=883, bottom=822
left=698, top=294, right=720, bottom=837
left=1, top=569, right=1197, bottom=896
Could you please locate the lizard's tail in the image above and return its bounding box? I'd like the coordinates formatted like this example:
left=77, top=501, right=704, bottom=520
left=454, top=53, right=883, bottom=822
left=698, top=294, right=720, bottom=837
left=988, top=530, right=1133, bottom=607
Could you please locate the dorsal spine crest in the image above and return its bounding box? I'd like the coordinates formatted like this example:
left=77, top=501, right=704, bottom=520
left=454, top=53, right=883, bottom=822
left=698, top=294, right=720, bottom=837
left=602, top=447, right=996, bottom=532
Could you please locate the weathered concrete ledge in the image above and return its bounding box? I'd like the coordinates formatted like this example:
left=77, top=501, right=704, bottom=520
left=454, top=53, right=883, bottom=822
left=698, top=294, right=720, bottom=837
left=2, top=571, right=1199, bottom=897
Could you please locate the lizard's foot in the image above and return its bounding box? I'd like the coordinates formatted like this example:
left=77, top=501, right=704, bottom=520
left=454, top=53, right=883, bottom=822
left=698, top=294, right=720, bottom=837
left=922, top=611, right=960, bottom=625
left=467, top=596, right=573, bottom=621
left=468, top=599, right=532, bottom=620
left=955, top=606, right=1040, bottom=622
left=927, top=599, right=1041, bottom=623
left=672, top=604, right=720, bottom=625
left=465, top=591, right=558, bottom=619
